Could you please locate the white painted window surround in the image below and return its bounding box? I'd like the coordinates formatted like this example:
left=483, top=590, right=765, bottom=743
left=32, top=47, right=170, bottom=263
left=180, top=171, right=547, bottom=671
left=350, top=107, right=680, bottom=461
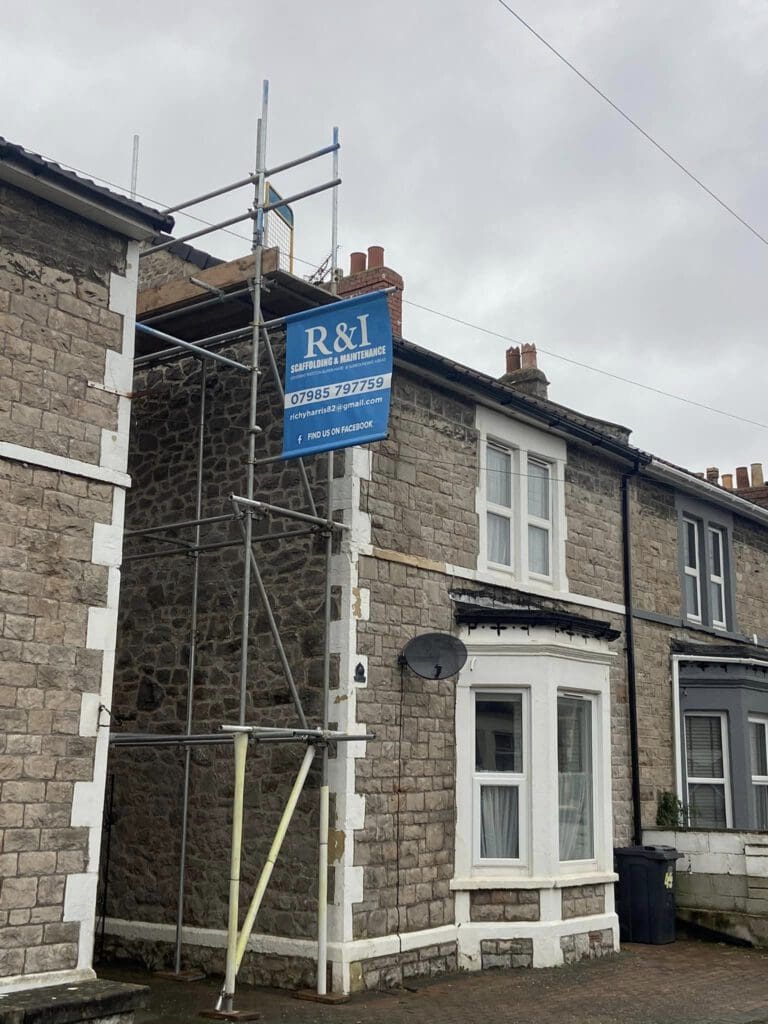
left=454, top=630, right=614, bottom=887
left=476, top=406, right=568, bottom=593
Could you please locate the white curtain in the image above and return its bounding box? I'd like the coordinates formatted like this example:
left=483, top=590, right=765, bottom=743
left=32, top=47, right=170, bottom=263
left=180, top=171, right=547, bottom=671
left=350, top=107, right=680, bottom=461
left=558, top=697, right=594, bottom=860
left=480, top=785, right=518, bottom=858
left=559, top=772, right=592, bottom=860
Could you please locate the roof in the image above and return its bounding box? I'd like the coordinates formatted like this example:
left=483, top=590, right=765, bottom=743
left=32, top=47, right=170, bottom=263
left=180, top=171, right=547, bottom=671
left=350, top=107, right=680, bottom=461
left=145, top=237, right=223, bottom=272
left=0, top=137, right=173, bottom=239
left=453, top=598, right=621, bottom=642
left=394, top=335, right=651, bottom=466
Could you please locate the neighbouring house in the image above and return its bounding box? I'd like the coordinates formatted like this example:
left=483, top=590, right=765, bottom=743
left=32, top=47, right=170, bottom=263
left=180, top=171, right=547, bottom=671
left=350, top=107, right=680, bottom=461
left=101, top=243, right=768, bottom=995
left=0, top=137, right=171, bottom=1017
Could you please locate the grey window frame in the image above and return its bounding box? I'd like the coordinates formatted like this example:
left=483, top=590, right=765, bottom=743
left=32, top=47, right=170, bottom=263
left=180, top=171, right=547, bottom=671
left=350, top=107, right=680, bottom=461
left=676, top=497, right=735, bottom=633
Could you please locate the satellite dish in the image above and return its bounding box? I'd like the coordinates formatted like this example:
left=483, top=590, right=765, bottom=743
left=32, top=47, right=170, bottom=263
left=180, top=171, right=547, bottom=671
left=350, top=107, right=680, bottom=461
left=401, top=633, right=468, bottom=680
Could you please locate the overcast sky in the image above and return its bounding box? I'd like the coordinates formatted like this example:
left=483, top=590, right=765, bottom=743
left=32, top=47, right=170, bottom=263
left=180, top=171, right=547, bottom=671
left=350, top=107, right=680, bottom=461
left=4, top=1, right=767, bottom=473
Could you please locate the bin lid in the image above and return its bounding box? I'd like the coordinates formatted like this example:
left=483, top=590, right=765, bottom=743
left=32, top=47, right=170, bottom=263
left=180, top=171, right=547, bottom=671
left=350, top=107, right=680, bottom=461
left=614, top=845, right=682, bottom=860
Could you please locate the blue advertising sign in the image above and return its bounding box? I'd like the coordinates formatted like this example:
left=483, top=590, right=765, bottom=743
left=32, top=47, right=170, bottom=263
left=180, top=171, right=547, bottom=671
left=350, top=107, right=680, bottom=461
left=282, top=290, right=393, bottom=459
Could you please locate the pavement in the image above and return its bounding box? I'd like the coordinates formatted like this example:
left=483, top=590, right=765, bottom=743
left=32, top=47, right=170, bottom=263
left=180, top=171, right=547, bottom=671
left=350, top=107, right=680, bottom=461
left=99, top=938, right=768, bottom=1024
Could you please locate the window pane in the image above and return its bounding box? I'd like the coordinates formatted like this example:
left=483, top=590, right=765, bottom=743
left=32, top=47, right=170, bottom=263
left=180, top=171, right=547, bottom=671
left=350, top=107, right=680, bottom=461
left=487, top=446, right=511, bottom=508
left=527, top=460, right=550, bottom=520
left=685, top=574, right=700, bottom=618
left=558, top=697, right=594, bottom=860
left=488, top=513, right=511, bottom=565
left=710, top=580, right=725, bottom=625
left=751, top=721, right=767, bottom=776
left=709, top=528, right=723, bottom=577
left=528, top=524, right=550, bottom=576
left=683, top=520, right=698, bottom=570
left=480, top=785, right=519, bottom=858
left=476, top=696, right=522, bottom=772
left=755, top=786, right=768, bottom=829
left=688, top=783, right=726, bottom=828
left=686, top=716, right=724, bottom=777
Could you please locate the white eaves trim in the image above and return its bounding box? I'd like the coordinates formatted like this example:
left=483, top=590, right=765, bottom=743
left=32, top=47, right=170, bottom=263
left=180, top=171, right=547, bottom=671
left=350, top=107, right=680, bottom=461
left=647, top=459, right=768, bottom=529
left=0, top=162, right=159, bottom=241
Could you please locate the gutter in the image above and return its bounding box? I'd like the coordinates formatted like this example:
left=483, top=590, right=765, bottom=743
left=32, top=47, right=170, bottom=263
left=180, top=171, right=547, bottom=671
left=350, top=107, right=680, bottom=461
left=0, top=156, right=172, bottom=241
left=647, top=458, right=768, bottom=530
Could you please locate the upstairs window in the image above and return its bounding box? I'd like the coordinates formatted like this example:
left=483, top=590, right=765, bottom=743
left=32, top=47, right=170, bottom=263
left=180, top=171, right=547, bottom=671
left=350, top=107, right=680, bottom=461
left=678, top=504, right=733, bottom=631
left=486, top=445, right=513, bottom=567
left=527, top=459, right=551, bottom=578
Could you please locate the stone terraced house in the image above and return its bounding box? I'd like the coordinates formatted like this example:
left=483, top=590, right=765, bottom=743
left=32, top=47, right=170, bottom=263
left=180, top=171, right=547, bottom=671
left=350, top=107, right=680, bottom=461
left=0, top=139, right=171, bottom=1020
left=96, top=245, right=768, bottom=994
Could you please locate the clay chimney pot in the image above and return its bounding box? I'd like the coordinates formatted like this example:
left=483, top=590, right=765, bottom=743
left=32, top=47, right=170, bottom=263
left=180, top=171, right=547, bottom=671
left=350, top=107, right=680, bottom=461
left=520, top=343, right=538, bottom=370
left=350, top=251, right=366, bottom=274
left=367, top=245, right=385, bottom=269
left=722, top=474, right=734, bottom=490
left=752, top=463, right=764, bottom=487
left=705, top=467, right=719, bottom=484
left=506, top=346, right=521, bottom=374
left=736, top=466, right=749, bottom=489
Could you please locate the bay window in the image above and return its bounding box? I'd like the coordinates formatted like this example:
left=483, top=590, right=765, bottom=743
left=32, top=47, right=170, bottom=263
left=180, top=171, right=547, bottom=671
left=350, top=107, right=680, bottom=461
left=684, top=712, right=730, bottom=828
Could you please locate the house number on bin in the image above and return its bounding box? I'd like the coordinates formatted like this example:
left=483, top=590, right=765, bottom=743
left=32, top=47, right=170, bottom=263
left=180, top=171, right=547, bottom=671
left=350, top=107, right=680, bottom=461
left=664, top=871, right=674, bottom=889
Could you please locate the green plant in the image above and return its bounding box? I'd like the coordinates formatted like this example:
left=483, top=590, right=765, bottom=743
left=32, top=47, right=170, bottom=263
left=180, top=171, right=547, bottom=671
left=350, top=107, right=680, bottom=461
left=656, top=790, right=684, bottom=828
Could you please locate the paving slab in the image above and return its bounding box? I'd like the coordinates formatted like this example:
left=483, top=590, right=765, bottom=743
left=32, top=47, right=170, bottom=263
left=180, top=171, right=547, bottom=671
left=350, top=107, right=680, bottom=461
left=98, top=940, right=768, bottom=1024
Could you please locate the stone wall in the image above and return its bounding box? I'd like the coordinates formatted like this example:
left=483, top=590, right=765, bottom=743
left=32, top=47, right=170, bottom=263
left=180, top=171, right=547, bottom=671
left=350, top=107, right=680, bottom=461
left=349, top=942, right=457, bottom=992
left=564, top=445, right=624, bottom=605
left=0, top=184, right=125, bottom=466
left=108, top=335, right=331, bottom=951
left=561, top=885, right=606, bottom=920
left=469, top=890, right=540, bottom=922
left=559, top=928, right=614, bottom=963
left=361, top=370, right=478, bottom=569
left=479, top=938, right=532, bottom=970
left=0, top=182, right=134, bottom=987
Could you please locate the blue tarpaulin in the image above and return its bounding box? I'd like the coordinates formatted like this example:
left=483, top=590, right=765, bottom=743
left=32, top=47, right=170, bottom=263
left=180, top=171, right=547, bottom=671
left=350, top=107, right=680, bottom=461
left=282, top=290, right=392, bottom=459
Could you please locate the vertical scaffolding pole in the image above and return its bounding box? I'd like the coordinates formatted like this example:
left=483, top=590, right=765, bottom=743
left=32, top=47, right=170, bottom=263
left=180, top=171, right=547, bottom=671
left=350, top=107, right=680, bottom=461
left=174, top=361, right=207, bottom=974
left=316, top=125, right=340, bottom=997
left=238, top=81, right=269, bottom=727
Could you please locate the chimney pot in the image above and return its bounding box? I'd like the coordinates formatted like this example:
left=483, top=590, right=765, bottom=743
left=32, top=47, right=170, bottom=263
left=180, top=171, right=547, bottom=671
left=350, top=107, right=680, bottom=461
left=368, top=245, right=384, bottom=269
left=736, top=466, right=749, bottom=489
left=722, top=473, right=734, bottom=490
left=506, top=346, right=521, bottom=374
left=752, top=463, right=764, bottom=487
left=520, top=342, right=538, bottom=370
left=350, top=251, right=366, bottom=274
left=705, top=467, right=719, bottom=484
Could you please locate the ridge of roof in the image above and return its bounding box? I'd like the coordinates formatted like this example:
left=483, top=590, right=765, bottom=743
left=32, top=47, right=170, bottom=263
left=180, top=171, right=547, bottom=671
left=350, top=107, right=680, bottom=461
left=0, top=137, right=173, bottom=234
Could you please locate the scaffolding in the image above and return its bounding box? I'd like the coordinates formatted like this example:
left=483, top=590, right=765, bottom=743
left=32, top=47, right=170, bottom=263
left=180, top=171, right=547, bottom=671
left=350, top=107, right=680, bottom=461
left=111, top=81, right=372, bottom=1016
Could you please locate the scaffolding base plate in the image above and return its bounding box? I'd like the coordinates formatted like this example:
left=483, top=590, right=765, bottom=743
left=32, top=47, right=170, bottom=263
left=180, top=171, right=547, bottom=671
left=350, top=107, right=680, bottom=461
left=154, top=968, right=206, bottom=982
left=199, top=1011, right=261, bottom=1021
left=294, top=989, right=350, bottom=1005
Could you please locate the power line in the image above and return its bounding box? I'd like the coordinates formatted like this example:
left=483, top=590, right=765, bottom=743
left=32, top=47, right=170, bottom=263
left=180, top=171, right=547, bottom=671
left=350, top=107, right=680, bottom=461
left=404, top=298, right=768, bottom=431
left=49, top=156, right=768, bottom=431
left=494, top=0, right=768, bottom=249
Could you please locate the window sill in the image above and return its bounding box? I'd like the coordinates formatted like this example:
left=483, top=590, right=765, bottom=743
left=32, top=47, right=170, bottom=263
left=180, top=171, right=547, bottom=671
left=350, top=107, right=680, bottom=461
left=450, top=871, right=618, bottom=891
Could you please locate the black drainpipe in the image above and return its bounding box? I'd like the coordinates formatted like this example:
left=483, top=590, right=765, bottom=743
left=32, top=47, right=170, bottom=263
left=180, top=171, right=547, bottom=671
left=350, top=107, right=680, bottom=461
left=621, top=461, right=643, bottom=846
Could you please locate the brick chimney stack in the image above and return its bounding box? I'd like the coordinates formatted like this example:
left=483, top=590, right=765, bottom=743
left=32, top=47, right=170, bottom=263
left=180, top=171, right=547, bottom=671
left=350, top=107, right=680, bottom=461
left=335, top=246, right=403, bottom=338
left=500, top=342, right=549, bottom=400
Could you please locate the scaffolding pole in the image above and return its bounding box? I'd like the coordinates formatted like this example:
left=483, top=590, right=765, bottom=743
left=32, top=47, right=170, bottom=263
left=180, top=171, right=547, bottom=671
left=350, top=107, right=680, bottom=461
left=174, top=361, right=207, bottom=974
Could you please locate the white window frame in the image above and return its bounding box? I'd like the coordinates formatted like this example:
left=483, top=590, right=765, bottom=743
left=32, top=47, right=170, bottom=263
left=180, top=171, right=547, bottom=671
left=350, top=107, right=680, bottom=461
left=557, top=690, right=598, bottom=869
left=485, top=442, right=514, bottom=570
left=749, top=716, right=768, bottom=828
left=476, top=406, right=567, bottom=593
left=708, top=526, right=727, bottom=630
left=683, top=711, right=732, bottom=828
left=682, top=515, right=702, bottom=624
left=527, top=457, right=552, bottom=581
left=472, top=688, right=529, bottom=869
